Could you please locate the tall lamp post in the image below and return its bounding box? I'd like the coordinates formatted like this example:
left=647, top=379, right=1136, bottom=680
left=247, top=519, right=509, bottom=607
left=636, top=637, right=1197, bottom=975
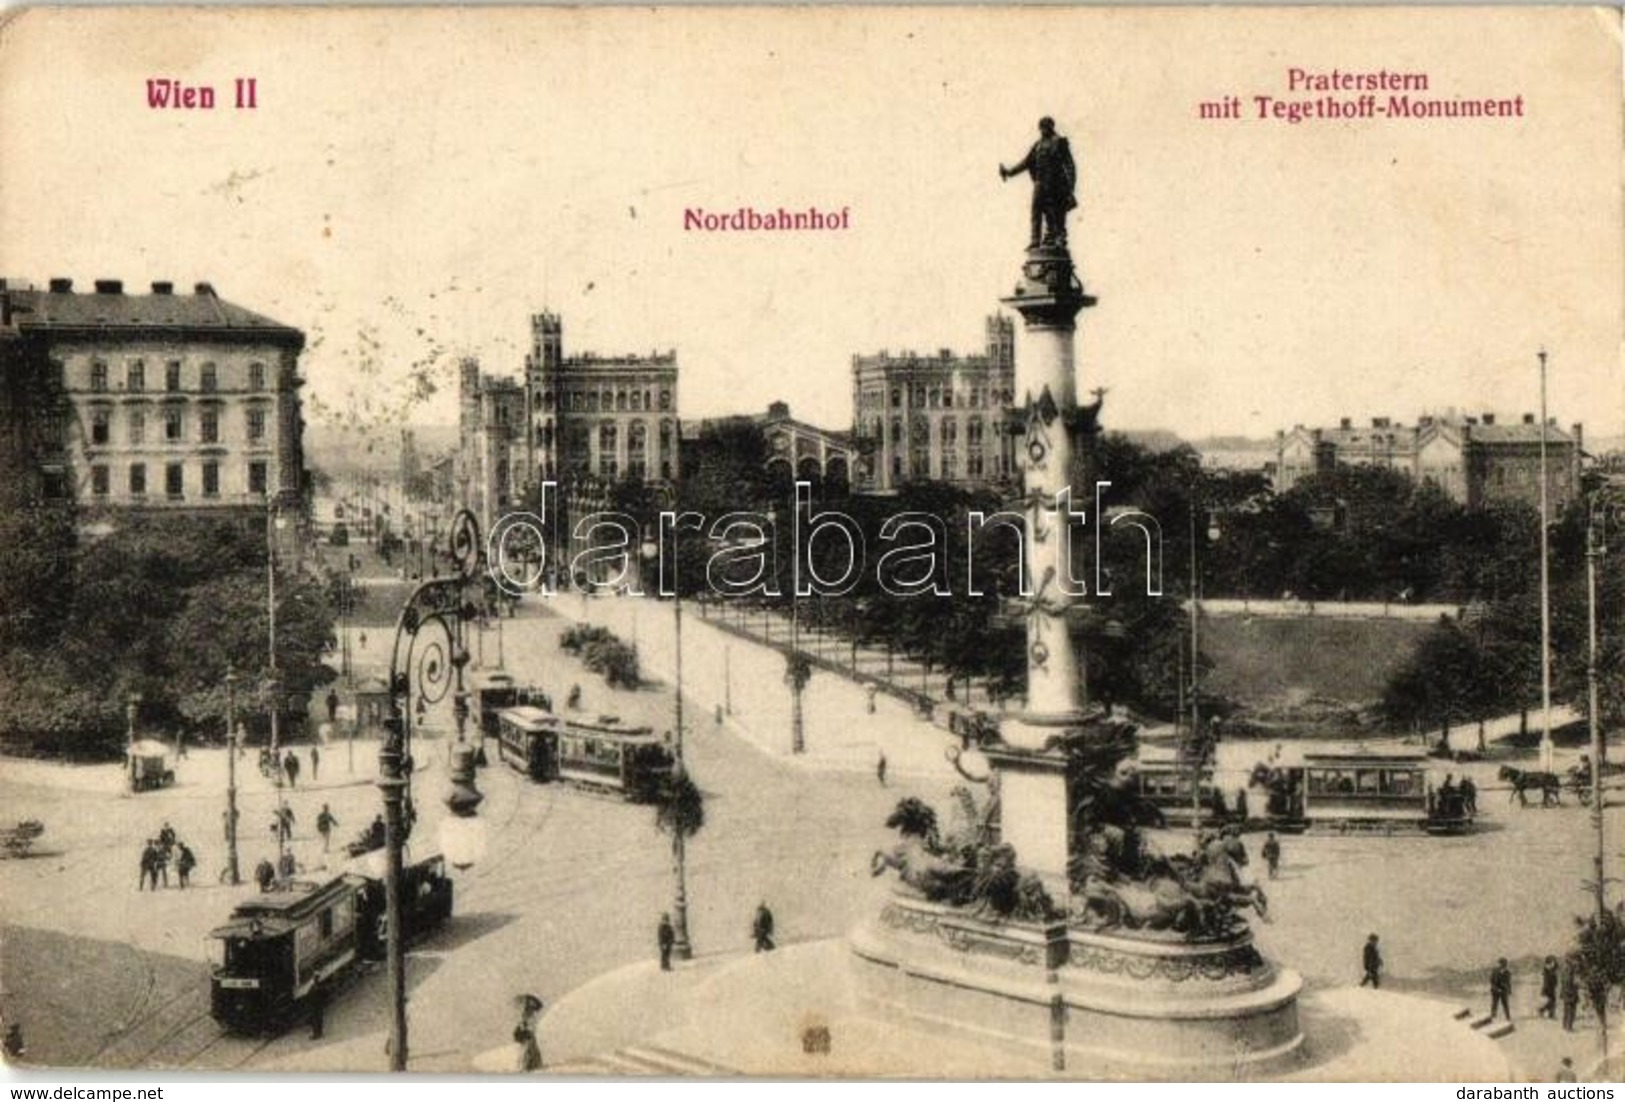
left=1585, top=490, right=1623, bottom=919
left=769, top=504, right=806, bottom=754
left=641, top=527, right=693, bottom=961
left=125, top=693, right=141, bottom=789
left=380, top=508, right=486, bottom=1072
left=224, top=665, right=241, bottom=886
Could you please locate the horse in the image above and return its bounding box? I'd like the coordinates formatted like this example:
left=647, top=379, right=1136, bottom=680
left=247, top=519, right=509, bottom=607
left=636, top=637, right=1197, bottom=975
left=871, top=838, right=976, bottom=903
left=1072, top=875, right=1215, bottom=935
left=1499, top=765, right=1563, bottom=808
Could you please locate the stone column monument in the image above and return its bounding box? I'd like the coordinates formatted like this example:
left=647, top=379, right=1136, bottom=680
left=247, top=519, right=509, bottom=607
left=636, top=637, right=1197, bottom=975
left=851, top=117, right=1303, bottom=1079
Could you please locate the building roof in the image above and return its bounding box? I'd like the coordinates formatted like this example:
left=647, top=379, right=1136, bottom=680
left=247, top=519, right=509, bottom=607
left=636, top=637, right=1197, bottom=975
left=2, top=280, right=303, bottom=346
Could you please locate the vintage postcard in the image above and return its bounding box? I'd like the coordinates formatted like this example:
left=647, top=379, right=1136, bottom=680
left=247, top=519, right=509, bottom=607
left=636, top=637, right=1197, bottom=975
left=0, top=4, right=1622, bottom=1083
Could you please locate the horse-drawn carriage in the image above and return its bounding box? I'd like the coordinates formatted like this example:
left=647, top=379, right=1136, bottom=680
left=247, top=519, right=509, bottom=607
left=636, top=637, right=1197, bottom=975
left=127, top=739, right=175, bottom=792
left=1499, top=758, right=1625, bottom=808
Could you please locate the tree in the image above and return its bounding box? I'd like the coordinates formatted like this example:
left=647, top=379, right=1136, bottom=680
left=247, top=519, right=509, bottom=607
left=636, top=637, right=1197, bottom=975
left=654, top=765, right=705, bottom=958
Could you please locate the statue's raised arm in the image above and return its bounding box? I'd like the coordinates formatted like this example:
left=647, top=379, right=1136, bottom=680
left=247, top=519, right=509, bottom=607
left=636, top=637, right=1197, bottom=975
left=999, top=116, right=1078, bottom=250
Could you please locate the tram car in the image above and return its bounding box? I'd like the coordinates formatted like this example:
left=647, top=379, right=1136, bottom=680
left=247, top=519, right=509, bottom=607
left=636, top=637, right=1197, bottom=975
left=495, top=706, right=672, bottom=802
left=1134, top=758, right=1234, bottom=828
left=208, top=856, right=453, bottom=1033
left=496, top=706, right=561, bottom=781
left=555, top=716, right=673, bottom=802
left=475, top=674, right=552, bottom=742
left=1260, top=748, right=1473, bottom=835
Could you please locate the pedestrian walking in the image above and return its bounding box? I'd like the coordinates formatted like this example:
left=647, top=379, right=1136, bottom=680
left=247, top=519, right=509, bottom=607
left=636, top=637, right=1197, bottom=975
left=326, top=689, right=339, bottom=725
left=866, top=685, right=878, bottom=714
left=139, top=840, right=159, bottom=891
left=752, top=901, right=776, bottom=953
left=158, top=821, right=177, bottom=854
left=358, top=631, right=367, bottom=650
left=152, top=842, right=170, bottom=888
left=513, top=994, right=544, bottom=1070
left=877, top=751, right=888, bottom=788
left=272, top=806, right=295, bottom=844
left=657, top=913, right=675, bottom=972
left=278, top=849, right=297, bottom=884
left=1360, top=934, right=1382, bottom=989
left=310, top=744, right=320, bottom=782
left=1555, top=1057, right=1578, bottom=1083
left=1461, top=776, right=1478, bottom=816
left=1490, top=957, right=1513, bottom=1022
left=1540, top=955, right=1560, bottom=1019
left=1261, top=832, right=1282, bottom=879
left=308, top=985, right=328, bottom=1040
left=1561, top=959, right=1581, bottom=1031
left=255, top=857, right=276, bottom=892
left=283, top=750, right=300, bottom=788
left=317, top=804, right=339, bottom=853
left=176, top=842, right=196, bottom=889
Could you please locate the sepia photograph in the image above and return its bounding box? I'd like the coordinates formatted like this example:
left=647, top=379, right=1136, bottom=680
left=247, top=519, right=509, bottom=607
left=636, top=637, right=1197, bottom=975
left=0, top=4, right=1622, bottom=1083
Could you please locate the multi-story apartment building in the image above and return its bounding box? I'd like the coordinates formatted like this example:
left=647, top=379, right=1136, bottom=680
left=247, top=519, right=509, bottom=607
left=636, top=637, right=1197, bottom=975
left=850, top=315, right=1017, bottom=492
left=0, top=277, right=306, bottom=515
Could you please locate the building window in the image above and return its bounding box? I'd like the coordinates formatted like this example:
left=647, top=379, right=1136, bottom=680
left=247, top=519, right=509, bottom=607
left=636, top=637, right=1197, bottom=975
left=247, top=409, right=266, bottom=442
left=91, top=409, right=110, bottom=445
left=91, top=464, right=110, bottom=496
left=90, top=361, right=108, bottom=392
left=166, top=361, right=182, bottom=392
left=616, top=391, right=628, bottom=412
left=128, top=410, right=145, bottom=445
left=129, top=463, right=147, bottom=496
left=202, top=461, right=219, bottom=497
left=248, top=363, right=266, bottom=391
left=200, top=363, right=217, bottom=393
left=127, top=361, right=145, bottom=392
left=599, top=423, right=618, bottom=480
left=248, top=461, right=268, bottom=496
left=628, top=422, right=648, bottom=481
left=200, top=409, right=219, bottom=444
left=165, top=408, right=184, bottom=442
left=166, top=463, right=184, bottom=498
left=659, top=390, right=672, bottom=411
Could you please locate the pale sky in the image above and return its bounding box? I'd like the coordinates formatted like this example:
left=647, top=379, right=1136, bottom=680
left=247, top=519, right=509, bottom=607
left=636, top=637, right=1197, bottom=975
left=2, top=6, right=1620, bottom=441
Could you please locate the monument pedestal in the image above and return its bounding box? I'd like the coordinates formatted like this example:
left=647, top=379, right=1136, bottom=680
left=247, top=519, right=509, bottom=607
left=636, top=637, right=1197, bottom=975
left=850, top=896, right=1303, bottom=1079
left=850, top=898, right=1070, bottom=1071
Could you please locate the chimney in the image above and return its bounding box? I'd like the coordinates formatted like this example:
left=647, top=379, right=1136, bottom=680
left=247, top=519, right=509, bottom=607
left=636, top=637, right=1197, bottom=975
left=48, top=278, right=72, bottom=293
left=1572, top=423, right=1584, bottom=450
left=1339, top=417, right=1352, bottom=430
left=93, top=279, right=122, bottom=294
left=151, top=281, right=174, bottom=295
left=1523, top=413, right=1536, bottom=425
left=1481, top=413, right=1495, bottom=426
left=194, top=282, right=216, bottom=297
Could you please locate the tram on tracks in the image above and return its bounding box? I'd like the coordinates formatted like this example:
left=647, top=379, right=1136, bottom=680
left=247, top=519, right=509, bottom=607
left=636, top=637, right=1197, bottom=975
left=1134, top=759, right=1235, bottom=828
left=208, top=856, right=453, bottom=1033
left=495, top=705, right=560, bottom=781
left=496, top=706, right=673, bottom=802
left=1257, top=748, right=1473, bottom=835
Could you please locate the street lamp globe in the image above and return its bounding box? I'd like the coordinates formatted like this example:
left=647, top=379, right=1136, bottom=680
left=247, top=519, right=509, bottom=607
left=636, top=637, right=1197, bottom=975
left=440, top=741, right=486, bottom=869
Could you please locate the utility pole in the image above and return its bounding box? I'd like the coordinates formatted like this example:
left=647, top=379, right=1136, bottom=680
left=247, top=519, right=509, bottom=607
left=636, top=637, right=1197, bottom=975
left=1538, top=348, right=1555, bottom=774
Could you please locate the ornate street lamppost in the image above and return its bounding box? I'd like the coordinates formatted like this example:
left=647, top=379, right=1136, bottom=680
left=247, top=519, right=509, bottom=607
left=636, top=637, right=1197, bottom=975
left=124, top=693, right=141, bottom=789
left=380, top=508, right=486, bottom=1071
left=224, top=665, right=241, bottom=886
left=640, top=527, right=693, bottom=961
